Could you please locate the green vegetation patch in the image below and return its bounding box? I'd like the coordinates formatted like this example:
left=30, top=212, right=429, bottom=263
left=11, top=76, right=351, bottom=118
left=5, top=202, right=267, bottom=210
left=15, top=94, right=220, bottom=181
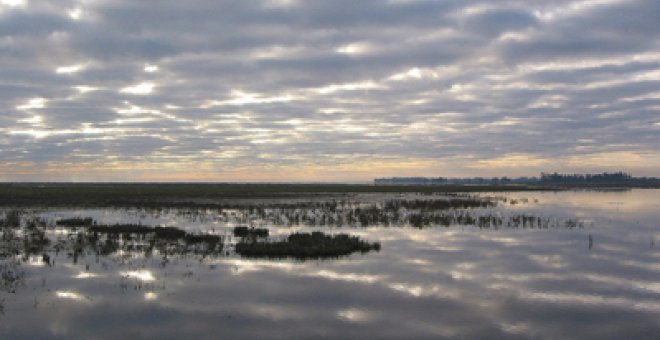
left=87, top=224, right=220, bottom=244
left=0, top=183, right=553, bottom=208
left=1, top=210, right=21, bottom=228
left=233, top=226, right=269, bottom=237
left=56, top=217, right=94, bottom=227
left=236, top=231, right=380, bottom=259
left=89, top=224, right=153, bottom=234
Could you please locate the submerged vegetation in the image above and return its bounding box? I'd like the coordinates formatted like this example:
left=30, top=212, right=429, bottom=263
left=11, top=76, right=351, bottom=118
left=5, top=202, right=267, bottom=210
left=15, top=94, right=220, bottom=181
left=236, top=232, right=380, bottom=259
left=0, top=191, right=595, bottom=300
left=56, top=217, right=94, bottom=227
left=0, top=212, right=383, bottom=295
left=168, top=197, right=578, bottom=229
left=233, top=226, right=269, bottom=237
left=2, top=212, right=383, bottom=262
left=1, top=210, right=21, bottom=228
left=77, top=224, right=223, bottom=257
left=1, top=216, right=225, bottom=261
left=0, top=193, right=588, bottom=294
left=406, top=212, right=584, bottom=229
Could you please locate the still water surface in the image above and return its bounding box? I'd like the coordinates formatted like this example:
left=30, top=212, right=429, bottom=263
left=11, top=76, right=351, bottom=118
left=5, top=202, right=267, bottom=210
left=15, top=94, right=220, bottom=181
left=1, top=190, right=658, bottom=339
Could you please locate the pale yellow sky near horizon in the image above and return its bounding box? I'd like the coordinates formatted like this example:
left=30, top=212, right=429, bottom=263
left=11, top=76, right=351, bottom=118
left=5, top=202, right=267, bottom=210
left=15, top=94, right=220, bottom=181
left=1, top=150, right=658, bottom=182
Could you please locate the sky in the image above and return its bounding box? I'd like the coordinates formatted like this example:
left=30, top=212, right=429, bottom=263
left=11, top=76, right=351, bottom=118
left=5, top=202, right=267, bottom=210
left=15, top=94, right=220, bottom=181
left=1, top=0, right=659, bottom=182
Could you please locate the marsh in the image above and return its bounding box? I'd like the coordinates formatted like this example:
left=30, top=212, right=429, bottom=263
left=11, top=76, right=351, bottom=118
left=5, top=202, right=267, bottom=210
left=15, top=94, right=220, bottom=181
left=0, top=189, right=658, bottom=339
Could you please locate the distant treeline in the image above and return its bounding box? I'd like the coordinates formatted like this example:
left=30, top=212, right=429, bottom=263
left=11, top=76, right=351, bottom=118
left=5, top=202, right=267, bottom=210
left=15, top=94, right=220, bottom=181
left=375, top=172, right=660, bottom=186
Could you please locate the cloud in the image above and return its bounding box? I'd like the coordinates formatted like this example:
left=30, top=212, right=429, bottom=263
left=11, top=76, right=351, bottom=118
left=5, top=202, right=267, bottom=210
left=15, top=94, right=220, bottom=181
left=120, top=82, right=156, bottom=95
left=0, top=0, right=659, bottom=180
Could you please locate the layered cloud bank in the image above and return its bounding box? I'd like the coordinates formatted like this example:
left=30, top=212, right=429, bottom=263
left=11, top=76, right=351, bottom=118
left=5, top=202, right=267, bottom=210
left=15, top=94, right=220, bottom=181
left=1, top=0, right=659, bottom=181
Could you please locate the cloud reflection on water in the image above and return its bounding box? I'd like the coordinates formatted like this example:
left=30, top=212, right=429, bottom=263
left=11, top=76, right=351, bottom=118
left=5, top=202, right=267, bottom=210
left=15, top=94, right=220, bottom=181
left=0, top=190, right=658, bottom=339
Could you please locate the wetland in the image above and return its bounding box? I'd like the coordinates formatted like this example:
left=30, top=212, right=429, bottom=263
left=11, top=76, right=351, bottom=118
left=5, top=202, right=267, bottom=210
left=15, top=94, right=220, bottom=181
left=0, top=185, right=658, bottom=339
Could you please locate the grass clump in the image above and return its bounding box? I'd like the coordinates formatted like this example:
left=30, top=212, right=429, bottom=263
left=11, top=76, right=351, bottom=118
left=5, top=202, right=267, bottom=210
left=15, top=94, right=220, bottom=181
left=1, top=210, right=21, bottom=228
left=56, top=217, right=94, bottom=227
left=89, top=224, right=152, bottom=234
left=154, top=226, right=187, bottom=239
left=88, top=224, right=220, bottom=242
left=236, top=231, right=380, bottom=259
left=184, top=234, right=221, bottom=244
left=233, top=226, right=269, bottom=237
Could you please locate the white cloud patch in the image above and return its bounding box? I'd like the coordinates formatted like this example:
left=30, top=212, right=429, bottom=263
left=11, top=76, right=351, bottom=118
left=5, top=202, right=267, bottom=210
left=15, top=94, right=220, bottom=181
left=16, top=98, right=47, bottom=110
left=56, top=63, right=86, bottom=74
left=316, top=81, right=385, bottom=94
left=73, top=85, right=100, bottom=93
left=144, top=64, right=159, bottom=73
left=203, top=90, right=299, bottom=107
left=68, top=7, right=83, bottom=20
left=336, top=42, right=372, bottom=55
left=0, top=0, right=25, bottom=7
left=120, top=82, right=155, bottom=95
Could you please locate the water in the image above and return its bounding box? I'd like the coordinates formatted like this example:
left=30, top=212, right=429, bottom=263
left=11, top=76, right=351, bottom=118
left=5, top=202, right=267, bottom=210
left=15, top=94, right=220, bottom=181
left=1, top=190, right=658, bottom=339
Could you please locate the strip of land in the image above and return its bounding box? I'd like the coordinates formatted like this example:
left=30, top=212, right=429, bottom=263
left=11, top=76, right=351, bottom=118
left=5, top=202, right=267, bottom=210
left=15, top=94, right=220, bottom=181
left=0, top=182, right=657, bottom=207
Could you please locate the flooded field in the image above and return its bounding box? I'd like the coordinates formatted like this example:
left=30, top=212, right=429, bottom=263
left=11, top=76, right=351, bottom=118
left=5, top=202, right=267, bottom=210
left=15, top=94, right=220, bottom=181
left=1, top=190, right=659, bottom=339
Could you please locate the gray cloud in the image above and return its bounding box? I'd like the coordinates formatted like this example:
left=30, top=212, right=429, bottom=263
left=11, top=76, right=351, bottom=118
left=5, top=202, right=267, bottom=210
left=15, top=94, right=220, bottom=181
left=0, top=0, right=659, bottom=180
